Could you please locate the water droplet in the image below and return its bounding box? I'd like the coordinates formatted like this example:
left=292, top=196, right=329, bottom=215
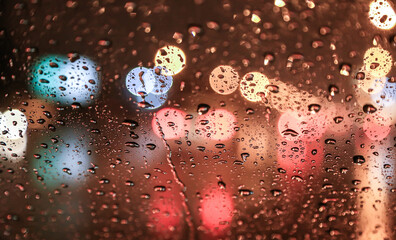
left=363, top=104, right=377, bottom=114
left=239, top=189, right=254, bottom=196
left=333, top=116, right=344, bottom=124
left=271, top=189, right=282, bottom=197
left=325, top=139, right=336, bottom=145
left=353, top=155, right=365, bottom=165
left=308, top=104, right=321, bottom=113
left=197, top=104, right=210, bottom=115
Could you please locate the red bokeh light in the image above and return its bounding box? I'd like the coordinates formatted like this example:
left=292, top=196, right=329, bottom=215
left=152, top=108, right=188, bottom=140
left=363, top=112, right=392, bottom=141
left=200, top=187, right=234, bottom=237
left=277, top=110, right=328, bottom=142
left=148, top=193, right=184, bottom=239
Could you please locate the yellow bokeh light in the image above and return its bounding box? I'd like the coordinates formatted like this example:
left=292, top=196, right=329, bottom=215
left=240, top=72, right=269, bottom=102
left=251, top=14, right=261, bottom=23
left=209, top=65, right=240, bottom=95
left=369, top=0, right=396, bottom=30
left=274, top=0, right=286, bottom=7
left=363, top=47, right=393, bottom=78
left=154, top=45, right=186, bottom=76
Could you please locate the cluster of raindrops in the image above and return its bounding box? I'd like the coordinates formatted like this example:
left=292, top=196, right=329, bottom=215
left=353, top=46, right=395, bottom=140
left=126, top=45, right=186, bottom=109
left=29, top=54, right=101, bottom=106
left=152, top=107, right=237, bottom=142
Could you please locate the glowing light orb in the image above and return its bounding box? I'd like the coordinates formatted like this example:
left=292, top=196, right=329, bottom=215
left=201, top=188, right=233, bottom=236
left=154, top=46, right=186, bottom=76
left=363, top=112, right=392, bottom=140
left=369, top=0, right=396, bottom=30
left=0, top=135, right=27, bottom=162
left=363, top=47, right=393, bottom=78
left=195, top=109, right=237, bottom=141
left=277, top=110, right=328, bottom=142
left=31, top=129, right=93, bottom=189
left=152, top=108, right=188, bottom=140
left=0, top=110, right=28, bottom=139
left=148, top=194, right=183, bottom=239
left=240, top=72, right=269, bottom=102
left=370, top=79, right=396, bottom=108
left=149, top=66, right=173, bottom=95
left=209, top=65, right=240, bottom=95
left=126, top=67, right=156, bottom=96
left=30, top=55, right=101, bottom=106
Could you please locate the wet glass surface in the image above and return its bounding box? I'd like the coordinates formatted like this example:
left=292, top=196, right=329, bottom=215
left=0, top=0, right=395, bottom=239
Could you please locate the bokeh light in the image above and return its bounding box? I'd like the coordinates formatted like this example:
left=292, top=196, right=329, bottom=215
left=0, top=109, right=28, bottom=139
left=369, top=0, right=396, bottom=30
left=126, top=66, right=156, bottom=96
left=0, top=135, right=27, bottom=162
left=152, top=108, right=188, bottom=140
left=148, top=193, right=184, bottom=239
left=277, top=110, right=328, bottom=142
left=149, top=66, right=173, bottom=95
left=195, top=109, right=237, bottom=141
left=363, top=111, right=392, bottom=140
left=154, top=46, right=186, bottom=76
left=30, top=54, right=101, bottom=106
left=239, top=72, right=269, bottom=102
left=355, top=67, right=387, bottom=94
left=209, top=65, right=240, bottom=95
left=200, top=187, right=233, bottom=237
left=31, top=128, right=93, bottom=189
left=133, top=92, right=168, bottom=110
left=369, top=79, right=395, bottom=108
left=363, top=47, right=393, bottom=78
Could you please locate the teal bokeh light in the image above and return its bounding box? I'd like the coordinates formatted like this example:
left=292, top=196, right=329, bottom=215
left=30, top=54, right=101, bottom=106
left=31, top=128, right=93, bottom=190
